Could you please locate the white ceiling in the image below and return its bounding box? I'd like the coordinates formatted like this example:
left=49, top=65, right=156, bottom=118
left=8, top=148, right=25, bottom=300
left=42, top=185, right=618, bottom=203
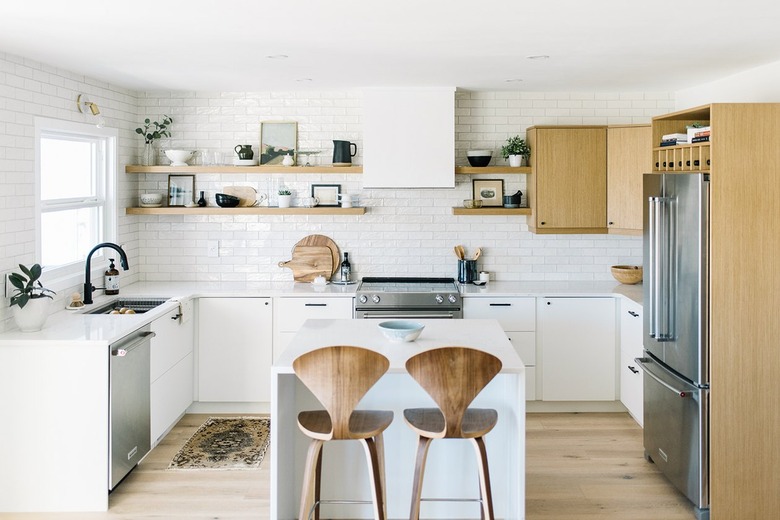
left=2, top=0, right=779, bottom=93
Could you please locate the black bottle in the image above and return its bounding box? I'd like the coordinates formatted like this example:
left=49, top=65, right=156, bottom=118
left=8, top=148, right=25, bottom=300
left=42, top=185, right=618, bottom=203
left=340, top=252, right=351, bottom=282
left=197, top=191, right=207, bottom=207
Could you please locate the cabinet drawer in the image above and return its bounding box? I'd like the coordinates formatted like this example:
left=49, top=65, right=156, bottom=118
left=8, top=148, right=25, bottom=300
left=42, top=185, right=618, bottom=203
left=276, top=297, right=354, bottom=332
left=620, top=300, right=643, bottom=357
left=506, top=331, right=536, bottom=366
left=463, top=297, right=535, bottom=331
left=620, top=350, right=644, bottom=426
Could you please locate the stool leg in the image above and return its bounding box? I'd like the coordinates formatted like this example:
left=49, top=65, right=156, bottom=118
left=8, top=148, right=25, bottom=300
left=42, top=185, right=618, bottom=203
left=375, top=433, right=388, bottom=520
left=410, top=435, right=433, bottom=520
left=314, top=443, right=323, bottom=520
left=360, top=436, right=386, bottom=520
left=471, top=437, right=495, bottom=520
left=299, top=439, right=324, bottom=520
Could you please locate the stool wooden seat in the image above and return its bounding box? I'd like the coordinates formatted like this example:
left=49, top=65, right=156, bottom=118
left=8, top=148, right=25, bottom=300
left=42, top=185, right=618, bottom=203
left=293, top=346, right=393, bottom=520
left=404, top=346, right=502, bottom=520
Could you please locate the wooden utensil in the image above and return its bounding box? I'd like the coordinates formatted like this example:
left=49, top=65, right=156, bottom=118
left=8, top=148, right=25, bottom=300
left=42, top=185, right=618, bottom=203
left=455, top=245, right=465, bottom=260
left=278, top=246, right=334, bottom=282
left=295, top=235, right=340, bottom=277
left=473, top=248, right=482, bottom=261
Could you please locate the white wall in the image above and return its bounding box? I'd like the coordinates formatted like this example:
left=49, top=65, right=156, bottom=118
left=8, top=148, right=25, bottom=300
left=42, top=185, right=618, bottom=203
left=136, top=90, right=674, bottom=283
left=0, top=52, right=139, bottom=332
left=676, top=59, right=780, bottom=107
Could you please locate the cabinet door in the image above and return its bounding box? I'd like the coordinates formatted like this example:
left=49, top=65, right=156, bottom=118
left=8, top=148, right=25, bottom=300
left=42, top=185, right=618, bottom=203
left=151, top=353, right=193, bottom=444
left=620, top=299, right=643, bottom=359
left=620, top=350, right=643, bottom=426
left=150, top=303, right=194, bottom=382
left=528, top=127, right=607, bottom=233
left=274, top=297, right=354, bottom=362
left=198, top=298, right=273, bottom=402
left=462, top=297, right=535, bottom=331
left=540, top=297, right=616, bottom=401
left=607, top=125, right=652, bottom=234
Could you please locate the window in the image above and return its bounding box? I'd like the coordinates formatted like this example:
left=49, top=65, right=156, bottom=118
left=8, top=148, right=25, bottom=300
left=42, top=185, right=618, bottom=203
left=35, top=118, right=117, bottom=280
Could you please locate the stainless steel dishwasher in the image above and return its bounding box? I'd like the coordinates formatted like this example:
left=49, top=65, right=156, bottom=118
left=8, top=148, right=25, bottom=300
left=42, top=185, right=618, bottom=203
left=109, top=325, right=155, bottom=490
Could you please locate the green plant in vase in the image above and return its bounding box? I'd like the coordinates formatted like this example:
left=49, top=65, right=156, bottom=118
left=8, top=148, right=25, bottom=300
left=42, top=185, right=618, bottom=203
left=501, top=135, right=531, bottom=167
left=135, top=115, right=173, bottom=166
left=9, top=263, right=56, bottom=332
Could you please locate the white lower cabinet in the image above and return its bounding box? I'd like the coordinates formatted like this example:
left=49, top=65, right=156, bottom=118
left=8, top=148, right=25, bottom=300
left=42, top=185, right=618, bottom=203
left=539, top=297, right=616, bottom=401
left=273, top=296, right=354, bottom=362
left=619, top=299, right=644, bottom=425
left=150, top=301, right=194, bottom=445
left=198, top=297, right=273, bottom=402
left=463, top=297, right=537, bottom=400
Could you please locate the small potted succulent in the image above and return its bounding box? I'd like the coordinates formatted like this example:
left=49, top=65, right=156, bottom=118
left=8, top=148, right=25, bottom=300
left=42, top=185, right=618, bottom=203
left=9, top=263, right=56, bottom=332
left=135, top=115, right=173, bottom=166
left=278, top=187, right=292, bottom=208
left=501, top=135, right=531, bottom=167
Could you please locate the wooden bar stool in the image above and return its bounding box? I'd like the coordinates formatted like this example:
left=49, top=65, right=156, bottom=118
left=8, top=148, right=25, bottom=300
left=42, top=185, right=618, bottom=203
left=404, top=346, right=503, bottom=520
left=293, top=346, right=394, bottom=520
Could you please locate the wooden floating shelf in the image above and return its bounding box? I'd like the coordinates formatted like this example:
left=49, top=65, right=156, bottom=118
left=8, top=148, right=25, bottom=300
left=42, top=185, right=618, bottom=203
left=455, top=166, right=532, bottom=175
left=126, top=207, right=366, bottom=216
left=125, top=165, right=363, bottom=174
left=452, top=207, right=531, bottom=216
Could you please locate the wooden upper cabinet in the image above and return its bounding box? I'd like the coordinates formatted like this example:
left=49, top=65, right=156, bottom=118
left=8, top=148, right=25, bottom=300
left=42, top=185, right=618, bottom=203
left=606, top=125, right=652, bottom=235
left=527, top=126, right=607, bottom=234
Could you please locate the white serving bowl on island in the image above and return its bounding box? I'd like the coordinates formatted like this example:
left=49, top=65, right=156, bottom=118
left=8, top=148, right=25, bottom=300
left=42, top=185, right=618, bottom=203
left=164, top=149, right=195, bottom=166
left=377, top=320, right=425, bottom=342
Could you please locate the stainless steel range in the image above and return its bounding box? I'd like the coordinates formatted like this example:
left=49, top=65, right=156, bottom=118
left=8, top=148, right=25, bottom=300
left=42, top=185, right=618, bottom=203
left=355, top=277, right=462, bottom=319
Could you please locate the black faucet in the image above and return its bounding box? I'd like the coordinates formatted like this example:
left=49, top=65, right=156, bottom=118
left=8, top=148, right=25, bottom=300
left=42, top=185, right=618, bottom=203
left=83, top=242, right=129, bottom=305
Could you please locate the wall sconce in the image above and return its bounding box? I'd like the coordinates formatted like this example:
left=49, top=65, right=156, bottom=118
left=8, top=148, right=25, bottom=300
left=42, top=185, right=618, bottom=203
left=77, top=94, right=105, bottom=128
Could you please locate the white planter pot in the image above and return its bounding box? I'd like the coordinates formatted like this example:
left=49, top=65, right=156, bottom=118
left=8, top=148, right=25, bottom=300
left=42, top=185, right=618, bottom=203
left=509, top=155, right=524, bottom=167
left=12, top=297, right=53, bottom=332
left=278, top=195, right=292, bottom=208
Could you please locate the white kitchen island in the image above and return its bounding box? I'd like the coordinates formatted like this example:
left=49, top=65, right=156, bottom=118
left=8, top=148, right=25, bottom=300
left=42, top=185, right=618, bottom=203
left=271, top=319, right=525, bottom=520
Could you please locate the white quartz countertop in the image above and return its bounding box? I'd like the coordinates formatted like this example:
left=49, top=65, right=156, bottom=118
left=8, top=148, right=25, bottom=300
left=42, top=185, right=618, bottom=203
left=0, top=279, right=641, bottom=346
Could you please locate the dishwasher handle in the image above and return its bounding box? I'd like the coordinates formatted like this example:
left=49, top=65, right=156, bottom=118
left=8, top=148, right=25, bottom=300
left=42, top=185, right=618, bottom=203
left=112, top=331, right=156, bottom=357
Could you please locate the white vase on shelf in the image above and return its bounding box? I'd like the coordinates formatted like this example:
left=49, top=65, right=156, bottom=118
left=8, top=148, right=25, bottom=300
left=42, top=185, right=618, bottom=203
left=278, top=194, right=292, bottom=208
left=508, top=154, right=523, bottom=167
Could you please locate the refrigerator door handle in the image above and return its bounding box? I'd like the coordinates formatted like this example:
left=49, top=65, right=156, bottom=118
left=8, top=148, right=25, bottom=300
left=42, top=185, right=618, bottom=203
left=648, top=196, right=675, bottom=341
left=636, top=357, right=690, bottom=397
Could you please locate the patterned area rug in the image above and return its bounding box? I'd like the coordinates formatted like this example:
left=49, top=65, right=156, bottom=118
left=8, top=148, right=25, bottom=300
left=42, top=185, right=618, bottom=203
left=168, top=417, right=271, bottom=470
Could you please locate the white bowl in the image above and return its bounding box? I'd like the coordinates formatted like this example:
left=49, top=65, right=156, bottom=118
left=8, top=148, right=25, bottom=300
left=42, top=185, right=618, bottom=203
left=377, top=320, right=425, bottom=342
left=466, top=150, right=492, bottom=157
left=164, top=149, right=195, bottom=166
left=139, top=193, right=163, bottom=205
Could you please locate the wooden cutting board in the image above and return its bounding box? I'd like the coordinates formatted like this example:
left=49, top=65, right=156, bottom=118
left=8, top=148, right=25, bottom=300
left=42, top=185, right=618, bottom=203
left=294, top=234, right=340, bottom=277
left=278, top=246, right=334, bottom=282
left=222, top=186, right=257, bottom=207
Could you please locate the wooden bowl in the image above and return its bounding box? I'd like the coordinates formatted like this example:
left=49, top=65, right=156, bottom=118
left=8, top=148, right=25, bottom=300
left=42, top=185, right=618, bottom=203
left=611, top=265, right=643, bottom=284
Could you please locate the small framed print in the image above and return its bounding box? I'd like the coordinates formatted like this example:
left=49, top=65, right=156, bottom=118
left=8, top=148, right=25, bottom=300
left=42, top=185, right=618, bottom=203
left=312, top=184, right=341, bottom=207
left=472, top=179, right=504, bottom=207
left=168, top=174, right=195, bottom=207
left=260, top=121, right=297, bottom=165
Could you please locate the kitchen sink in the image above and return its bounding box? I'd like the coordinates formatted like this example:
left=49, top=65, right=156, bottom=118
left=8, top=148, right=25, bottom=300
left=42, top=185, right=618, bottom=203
left=84, top=297, right=170, bottom=315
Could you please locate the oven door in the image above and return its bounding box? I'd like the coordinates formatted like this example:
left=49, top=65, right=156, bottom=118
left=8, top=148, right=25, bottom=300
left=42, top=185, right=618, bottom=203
left=356, top=308, right=462, bottom=319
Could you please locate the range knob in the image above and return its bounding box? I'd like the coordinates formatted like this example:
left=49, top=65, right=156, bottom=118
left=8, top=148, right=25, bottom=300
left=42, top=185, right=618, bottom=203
left=359, top=295, right=368, bottom=304
left=435, top=294, right=444, bottom=304
left=372, top=295, right=381, bottom=304
left=448, top=294, right=457, bottom=304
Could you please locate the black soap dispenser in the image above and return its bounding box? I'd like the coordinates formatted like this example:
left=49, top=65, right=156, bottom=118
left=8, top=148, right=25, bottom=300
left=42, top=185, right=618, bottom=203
left=105, top=258, right=120, bottom=295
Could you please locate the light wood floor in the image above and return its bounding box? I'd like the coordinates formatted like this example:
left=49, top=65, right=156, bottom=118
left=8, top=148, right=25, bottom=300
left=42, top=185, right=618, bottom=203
left=0, top=412, right=695, bottom=519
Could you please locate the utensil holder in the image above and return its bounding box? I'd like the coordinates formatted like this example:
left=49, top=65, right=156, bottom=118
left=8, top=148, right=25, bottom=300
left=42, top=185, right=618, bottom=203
left=457, top=259, right=477, bottom=284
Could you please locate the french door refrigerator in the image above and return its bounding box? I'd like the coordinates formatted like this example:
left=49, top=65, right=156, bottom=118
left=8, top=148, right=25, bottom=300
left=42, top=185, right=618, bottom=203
left=637, top=172, right=710, bottom=520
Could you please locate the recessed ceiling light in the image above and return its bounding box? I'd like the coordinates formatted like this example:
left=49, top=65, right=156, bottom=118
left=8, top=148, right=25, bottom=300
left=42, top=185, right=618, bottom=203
left=266, top=54, right=289, bottom=59
left=526, top=55, right=550, bottom=60
left=505, top=79, right=523, bottom=83
left=296, top=78, right=313, bottom=82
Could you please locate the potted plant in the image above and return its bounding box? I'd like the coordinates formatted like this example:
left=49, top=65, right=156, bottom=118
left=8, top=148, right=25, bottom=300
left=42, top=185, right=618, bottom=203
left=135, top=115, right=173, bottom=166
left=278, top=187, right=292, bottom=208
left=9, top=263, right=56, bottom=332
left=501, top=135, right=531, bottom=167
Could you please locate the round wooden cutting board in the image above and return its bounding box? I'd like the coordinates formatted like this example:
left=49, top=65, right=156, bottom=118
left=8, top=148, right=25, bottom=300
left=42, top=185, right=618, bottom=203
left=294, top=235, right=340, bottom=277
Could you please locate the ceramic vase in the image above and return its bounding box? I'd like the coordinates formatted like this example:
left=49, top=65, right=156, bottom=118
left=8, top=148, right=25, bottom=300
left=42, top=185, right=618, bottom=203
left=278, top=195, right=292, bottom=208
left=141, top=142, right=156, bottom=166
left=12, top=297, right=52, bottom=332
left=509, top=154, right=523, bottom=167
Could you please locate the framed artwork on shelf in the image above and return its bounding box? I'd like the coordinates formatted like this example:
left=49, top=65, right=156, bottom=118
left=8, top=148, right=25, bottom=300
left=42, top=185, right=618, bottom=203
left=312, top=184, right=341, bottom=206
left=168, top=174, right=195, bottom=207
left=260, top=121, right=297, bottom=165
left=472, top=179, right=504, bottom=207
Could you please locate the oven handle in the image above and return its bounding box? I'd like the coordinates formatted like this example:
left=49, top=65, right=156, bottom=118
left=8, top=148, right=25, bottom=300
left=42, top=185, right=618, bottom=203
left=358, top=313, right=458, bottom=319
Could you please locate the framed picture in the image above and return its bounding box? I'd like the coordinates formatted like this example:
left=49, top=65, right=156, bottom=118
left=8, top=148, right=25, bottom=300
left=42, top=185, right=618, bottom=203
left=168, top=174, right=195, bottom=207
left=472, top=179, right=504, bottom=207
left=260, top=121, right=297, bottom=165
left=312, top=184, right=341, bottom=207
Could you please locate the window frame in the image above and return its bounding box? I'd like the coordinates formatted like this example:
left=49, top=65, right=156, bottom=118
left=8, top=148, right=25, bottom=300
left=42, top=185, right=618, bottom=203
left=34, top=117, right=118, bottom=289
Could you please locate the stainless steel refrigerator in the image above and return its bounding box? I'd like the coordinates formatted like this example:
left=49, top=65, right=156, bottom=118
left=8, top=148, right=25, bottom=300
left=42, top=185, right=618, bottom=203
left=638, top=172, right=710, bottom=520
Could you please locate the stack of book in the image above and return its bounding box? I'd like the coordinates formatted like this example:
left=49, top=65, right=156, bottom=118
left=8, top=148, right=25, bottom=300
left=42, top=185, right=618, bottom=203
left=660, top=133, right=688, bottom=147
left=687, top=126, right=711, bottom=143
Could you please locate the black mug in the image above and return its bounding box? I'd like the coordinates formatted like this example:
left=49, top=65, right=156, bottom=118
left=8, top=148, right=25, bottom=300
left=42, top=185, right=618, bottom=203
left=333, top=140, right=357, bottom=165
